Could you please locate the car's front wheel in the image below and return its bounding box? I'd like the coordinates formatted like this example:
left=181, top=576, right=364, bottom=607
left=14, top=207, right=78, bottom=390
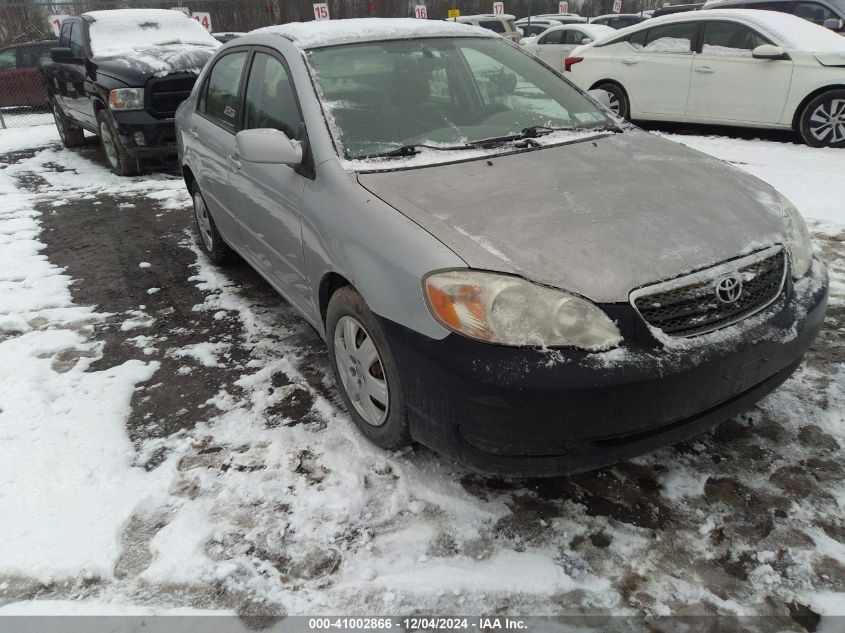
left=50, top=97, right=84, bottom=147
left=326, top=286, right=411, bottom=450
left=96, top=110, right=139, bottom=176
left=799, top=90, right=845, bottom=148
left=593, top=82, right=629, bottom=121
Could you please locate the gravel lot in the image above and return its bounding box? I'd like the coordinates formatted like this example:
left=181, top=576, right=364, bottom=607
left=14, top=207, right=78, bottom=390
left=0, top=126, right=843, bottom=627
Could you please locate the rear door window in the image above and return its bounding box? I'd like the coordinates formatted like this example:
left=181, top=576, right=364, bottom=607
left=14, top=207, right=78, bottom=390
left=641, top=22, right=696, bottom=53
left=200, top=51, right=248, bottom=130
left=69, top=24, right=85, bottom=58
left=59, top=23, right=72, bottom=48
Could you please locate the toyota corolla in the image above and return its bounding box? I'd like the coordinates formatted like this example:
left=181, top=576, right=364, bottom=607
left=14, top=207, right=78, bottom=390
left=175, top=18, right=828, bottom=476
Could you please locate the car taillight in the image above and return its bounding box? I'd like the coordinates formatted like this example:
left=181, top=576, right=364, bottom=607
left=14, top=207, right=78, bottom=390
left=564, top=56, right=584, bottom=72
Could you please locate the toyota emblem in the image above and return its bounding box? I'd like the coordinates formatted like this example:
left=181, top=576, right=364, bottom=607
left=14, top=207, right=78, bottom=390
left=715, top=274, right=743, bottom=304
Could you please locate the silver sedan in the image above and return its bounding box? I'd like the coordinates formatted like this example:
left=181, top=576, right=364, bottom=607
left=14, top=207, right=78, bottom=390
left=176, top=18, right=827, bottom=476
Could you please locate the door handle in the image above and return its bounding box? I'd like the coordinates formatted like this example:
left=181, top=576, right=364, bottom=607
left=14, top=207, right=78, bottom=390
left=622, top=57, right=639, bottom=65
left=695, top=66, right=715, bottom=74
left=227, top=154, right=241, bottom=169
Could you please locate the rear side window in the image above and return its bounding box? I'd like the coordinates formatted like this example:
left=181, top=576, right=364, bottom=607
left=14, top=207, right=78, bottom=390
left=242, top=52, right=301, bottom=140
left=478, top=20, right=506, bottom=33
left=200, top=51, right=248, bottom=130
left=69, top=24, right=85, bottom=58
left=564, top=30, right=587, bottom=44
left=637, top=22, right=696, bottom=53
left=700, top=21, right=771, bottom=56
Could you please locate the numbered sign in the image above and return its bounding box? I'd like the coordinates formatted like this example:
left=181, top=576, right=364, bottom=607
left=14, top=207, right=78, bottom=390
left=493, top=2, right=504, bottom=14
left=313, top=3, right=330, bottom=20
left=48, top=15, right=70, bottom=37
left=414, top=4, right=428, bottom=18
left=612, top=0, right=622, bottom=12
left=192, top=12, right=212, bottom=30
left=558, top=1, right=569, bottom=12
left=447, top=8, right=461, bottom=18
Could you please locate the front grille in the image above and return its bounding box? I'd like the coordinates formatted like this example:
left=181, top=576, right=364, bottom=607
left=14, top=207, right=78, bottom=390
left=631, top=247, right=787, bottom=337
left=146, top=74, right=197, bottom=118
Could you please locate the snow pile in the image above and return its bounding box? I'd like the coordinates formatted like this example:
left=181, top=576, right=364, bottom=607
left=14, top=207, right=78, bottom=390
left=0, top=135, right=175, bottom=581
left=253, top=18, right=490, bottom=49
left=86, top=9, right=219, bottom=59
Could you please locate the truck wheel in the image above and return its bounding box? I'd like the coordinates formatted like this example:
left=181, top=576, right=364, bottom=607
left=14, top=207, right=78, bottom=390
left=191, top=183, right=235, bottom=265
left=96, top=110, right=140, bottom=176
left=51, top=97, right=84, bottom=147
left=326, top=286, right=412, bottom=450
left=799, top=90, right=845, bottom=148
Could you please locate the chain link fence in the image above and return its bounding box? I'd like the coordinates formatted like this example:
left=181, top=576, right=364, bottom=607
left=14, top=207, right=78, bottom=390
left=0, top=0, right=669, bottom=129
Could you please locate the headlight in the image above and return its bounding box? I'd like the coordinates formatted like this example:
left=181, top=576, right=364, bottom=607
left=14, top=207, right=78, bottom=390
left=108, top=88, right=144, bottom=111
left=424, top=270, right=621, bottom=350
left=778, top=193, right=813, bottom=279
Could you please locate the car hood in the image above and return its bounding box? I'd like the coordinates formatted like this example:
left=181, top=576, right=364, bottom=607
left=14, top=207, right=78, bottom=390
left=94, top=45, right=217, bottom=84
left=357, top=130, right=787, bottom=303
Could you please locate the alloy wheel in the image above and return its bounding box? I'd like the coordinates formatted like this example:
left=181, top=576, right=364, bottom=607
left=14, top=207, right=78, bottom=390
left=809, top=98, right=845, bottom=144
left=99, top=120, right=119, bottom=169
left=193, top=192, right=214, bottom=251
left=333, top=315, right=389, bottom=427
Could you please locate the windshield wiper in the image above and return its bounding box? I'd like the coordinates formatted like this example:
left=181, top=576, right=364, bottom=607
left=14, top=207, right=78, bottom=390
left=359, top=143, right=475, bottom=159
left=470, top=124, right=621, bottom=148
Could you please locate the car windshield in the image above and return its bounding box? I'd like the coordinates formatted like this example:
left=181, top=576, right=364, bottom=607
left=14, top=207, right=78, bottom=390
left=88, top=12, right=219, bottom=58
left=307, top=37, right=612, bottom=160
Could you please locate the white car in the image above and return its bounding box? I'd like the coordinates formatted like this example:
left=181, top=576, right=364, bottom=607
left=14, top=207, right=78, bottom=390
left=567, top=9, right=845, bottom=147
left=456, top=14, right=522, bottom=42
left=522, top=24, right=616, bottom=72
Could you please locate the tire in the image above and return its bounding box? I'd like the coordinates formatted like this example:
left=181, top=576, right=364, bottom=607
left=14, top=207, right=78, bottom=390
left=799, top=89, right=845, bottom=148
left=326, top=286, right=411, bottom=450
left=96, top=109, right=139, bottom=176
left=50, top=97, right=84, bottom=148
left=594, top=82, right=629, bottom=121
left=191, top=183, right=235, bottom=265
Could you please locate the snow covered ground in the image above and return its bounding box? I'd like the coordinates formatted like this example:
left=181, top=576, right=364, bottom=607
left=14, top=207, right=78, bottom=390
left=0, top=125, right=843, bottom=626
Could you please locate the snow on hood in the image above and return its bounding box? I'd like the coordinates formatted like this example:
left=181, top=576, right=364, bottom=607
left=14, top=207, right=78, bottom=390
left=357, top=129, right=788, bottom=303
left=252, top=18, right=492, bottom=49
left=85, top=9, right=220, bottom=60
left=96, top=45, right=218, bottom=79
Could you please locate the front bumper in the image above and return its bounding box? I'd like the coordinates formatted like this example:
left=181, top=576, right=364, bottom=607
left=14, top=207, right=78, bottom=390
left=382, top=260, right=828, bottom=477
left=111, top=109, right=177, bottom=159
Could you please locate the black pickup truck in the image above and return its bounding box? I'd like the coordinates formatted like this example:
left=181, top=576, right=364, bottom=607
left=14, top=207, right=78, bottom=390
left=42, top=9, right=219, bottom=176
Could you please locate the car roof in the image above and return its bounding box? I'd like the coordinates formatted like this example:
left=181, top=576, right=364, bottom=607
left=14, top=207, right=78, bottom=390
left=250, top=18, right=492, bottom=49
left=595, top=8, right=845, bottom=51
left=457, top=13, right=516, bottom=20
left=591, top=13, right=645, bottom=18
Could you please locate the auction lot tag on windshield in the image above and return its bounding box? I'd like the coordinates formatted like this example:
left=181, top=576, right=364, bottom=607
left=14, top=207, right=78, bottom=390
left=415, top=4, right=428, bottom=18
left=314, top=3, right=330, bottom=19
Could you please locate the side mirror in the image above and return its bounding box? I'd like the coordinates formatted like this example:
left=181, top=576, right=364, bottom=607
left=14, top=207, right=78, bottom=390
left=823, top=17, right=844, bottom=31
left=236, top=128, right=303, bottom=165
left=587, top=88, right=612, bottom=109
left=752, top=44, right=786, bottom=60
left=581, top=37, right=593, bottom=44
left=50, top=47, right=76, bottom=63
